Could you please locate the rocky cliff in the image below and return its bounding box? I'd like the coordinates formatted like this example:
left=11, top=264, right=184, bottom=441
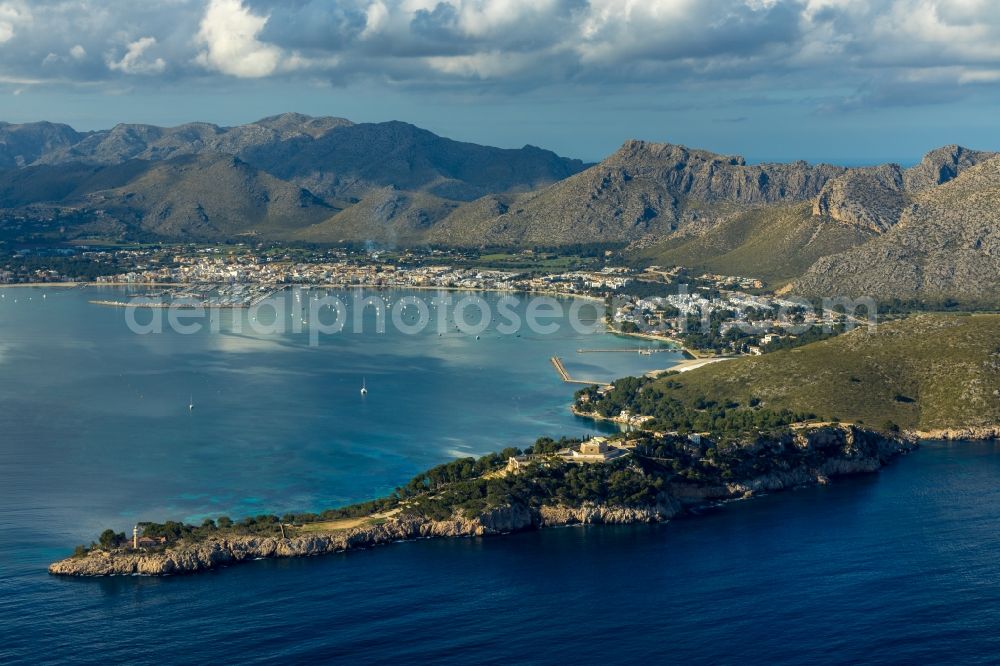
left=903, top=145, right=998, bottom=192
left=810, top=145, right=996, bottom=233
left=909, top=426, right=1000, bottom=441
left=794, top=156, right=1000, bottom=303
left=49, top=500, right=677, bottom=577
left=812, top=164, right=908, bottom=232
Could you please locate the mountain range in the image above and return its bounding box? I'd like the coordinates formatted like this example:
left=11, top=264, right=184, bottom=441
left=0, top=113, right=587, bottom=243
left=2, top=113, right=998, bottom=304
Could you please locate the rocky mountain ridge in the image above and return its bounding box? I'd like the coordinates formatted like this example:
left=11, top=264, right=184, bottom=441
left=4, top=116, right=999, bottom=304
left=811, top=145, right=996, bottom=232
left=428, top=140, right=847, bottom=247
left=793, top=155, right=1000, bottom=302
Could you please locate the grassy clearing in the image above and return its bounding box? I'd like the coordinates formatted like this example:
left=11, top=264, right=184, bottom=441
left=293, top=510, right=399, bottom=534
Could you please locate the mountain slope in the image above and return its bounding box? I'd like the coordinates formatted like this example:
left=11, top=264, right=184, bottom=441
left=632, top=144, right=997, bottom=286
left=294, top=187, right=459, bottom=245
left=0, top=161, right=152, bottom=207
left=5, top=114, right=587, bottom=204
left=0, top=114, right=590, bottom=243
left=429, top=140, right=846, bottom=247
left=31, top=113, right=353, bottom=166
left=0, top=121, right=85, bottom=168
left=810, top=145, right=996, bottom=232
left=635, top=203, right=876, bottom=285
left=793, top=156, right=1000, bottom=304
left=593, top=313, right=1000, bottom=432
left=78, top=154, right=335, bottom=239
left=244, top=121, right=587, bottom=201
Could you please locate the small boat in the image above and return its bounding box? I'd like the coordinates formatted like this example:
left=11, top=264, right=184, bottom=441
left=360, top=378, right=368, bottom=396
left=189, top=395, right=194, bottom=411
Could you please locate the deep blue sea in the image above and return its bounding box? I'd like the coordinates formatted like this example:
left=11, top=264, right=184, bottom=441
left=1, top=287, right=999, bottom=664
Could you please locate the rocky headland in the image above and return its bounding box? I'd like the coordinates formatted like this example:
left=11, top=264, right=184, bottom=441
left=49, top=424, right=913, bottom=577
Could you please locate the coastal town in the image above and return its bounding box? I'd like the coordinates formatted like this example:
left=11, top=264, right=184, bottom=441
left=1, top=244, right=853, bottom=356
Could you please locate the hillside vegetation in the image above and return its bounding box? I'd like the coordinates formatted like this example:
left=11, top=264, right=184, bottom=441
left=585, top=314, right=1000, bottom=432
left=635, top=203, right=875, bottom=286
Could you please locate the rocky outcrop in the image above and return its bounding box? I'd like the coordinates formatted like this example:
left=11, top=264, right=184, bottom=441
left=813, top=164, right=908, bottom=232
left=903, top=145, right=998, bottom=192
left=537, top=493, right=681, bottom=526
left=810, top=146, right=997, bottom=234
left=795, top=156, right=1000, bottom=303
left=673, top=426, right=915, bottom=500
left=48, top=501, right=666, bottom=577
left=910, top=426, right=1000, bottom=441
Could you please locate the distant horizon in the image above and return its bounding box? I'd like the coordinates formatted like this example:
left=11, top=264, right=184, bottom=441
left=0, top=109, right=971, bottom=169
left=3, top=1, right=999, bottom=167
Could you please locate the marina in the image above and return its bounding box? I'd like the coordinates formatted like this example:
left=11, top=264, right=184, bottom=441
left=576, top=347, right=673, bottom=354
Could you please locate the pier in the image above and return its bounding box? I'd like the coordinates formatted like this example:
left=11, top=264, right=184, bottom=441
left=550, top=356, right=608, bottom=386
left=576, top=347, right=674, bottom=354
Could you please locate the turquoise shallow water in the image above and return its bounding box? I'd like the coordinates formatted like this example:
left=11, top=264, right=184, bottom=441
left=1, top=287, right=999, bottom=664
left=0, top=287, right=676, bottom=565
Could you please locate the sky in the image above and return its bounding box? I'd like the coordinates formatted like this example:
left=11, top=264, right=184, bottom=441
left=1, top=0, right=999, bottom=164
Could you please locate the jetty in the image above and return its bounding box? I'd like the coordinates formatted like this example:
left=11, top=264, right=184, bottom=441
left=576, top=348, right=673, bottom=354
left=550, top=356, right=608, bottom=386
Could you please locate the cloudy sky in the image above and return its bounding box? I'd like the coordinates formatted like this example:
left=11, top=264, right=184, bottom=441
left=1, top=0, right=998, bottom=163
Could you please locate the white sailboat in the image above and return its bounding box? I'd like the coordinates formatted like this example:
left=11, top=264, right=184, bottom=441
left=188, top=394, right=194, bottom=411
left=360, top=378, right=368, bottom=396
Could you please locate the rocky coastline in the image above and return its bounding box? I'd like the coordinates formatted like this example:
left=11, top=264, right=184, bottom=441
left=48, top=501, right=681, bottom=577
left=48, top=426, right=914, bottom=578
left=909, top=426, right=1000, bottom=441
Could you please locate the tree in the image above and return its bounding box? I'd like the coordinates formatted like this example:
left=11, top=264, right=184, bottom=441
left=217, top=516, right=233, bottom=528
left=99, top=529, right=124, bottom=550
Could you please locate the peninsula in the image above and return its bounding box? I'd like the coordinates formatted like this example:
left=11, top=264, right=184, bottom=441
left=48, top=313, right=1000, bottom=577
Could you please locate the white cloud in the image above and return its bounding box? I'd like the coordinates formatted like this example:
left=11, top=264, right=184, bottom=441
left=361, top=1, right=389, bottom=39
left=42, top=44, right=88, bottom=67
left=425, top=50, right=539, bottom=79
left=107, top=36, right=166, bottom=74
left=0, top=0, right=30, bottom=45
left=195, top=0, right=284, bottom=78
left=0, top=0, right=999, bottom=109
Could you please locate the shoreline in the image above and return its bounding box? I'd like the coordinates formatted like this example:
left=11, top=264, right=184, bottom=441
left=0, top=280, right=606, bottom=303
left=48, top=423, right=924, bottom=578
left=7, top=281, right=609, bottom=311
left=46, top=423, right=997, bottom=578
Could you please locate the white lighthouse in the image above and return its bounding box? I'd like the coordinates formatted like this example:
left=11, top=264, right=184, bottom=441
left=133, top=525, right=139, bottom=550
